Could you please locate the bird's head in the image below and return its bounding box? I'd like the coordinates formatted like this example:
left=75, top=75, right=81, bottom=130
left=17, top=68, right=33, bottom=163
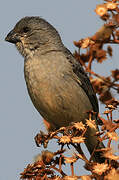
left=5, top=16, right=63, bottom=58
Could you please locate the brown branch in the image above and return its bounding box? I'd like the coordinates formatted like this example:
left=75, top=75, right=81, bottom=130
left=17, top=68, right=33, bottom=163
left=50, top=165, right=66, bottom=177
left=86, top=68, right=119, bottom=90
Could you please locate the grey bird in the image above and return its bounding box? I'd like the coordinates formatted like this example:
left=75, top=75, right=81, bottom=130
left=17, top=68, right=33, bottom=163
left=5, top=17, right=105, bottom=163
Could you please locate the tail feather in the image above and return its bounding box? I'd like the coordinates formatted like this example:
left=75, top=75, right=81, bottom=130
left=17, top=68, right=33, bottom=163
left=84, top=127, right=105, bottom=163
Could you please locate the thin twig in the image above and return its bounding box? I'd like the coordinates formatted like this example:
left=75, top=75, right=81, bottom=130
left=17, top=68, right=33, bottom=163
left=86, top=69, right=119, bottom=90
left=71, top=163, right=74, bottom=176
left=50, top=165, right=66, bottom=177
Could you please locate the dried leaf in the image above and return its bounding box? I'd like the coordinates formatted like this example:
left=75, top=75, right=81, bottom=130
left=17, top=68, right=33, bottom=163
left=59, top=136, right=71, bottom=144
left=96, top=49, right=107, bottom=63
left=81, top=38, right=94, bottom=49
left=91, top=78, right=104, bottom=94
left=104, top=151, right=119, bottom=161
left=104, top=168, right=119, bottom=180
left=111, top=69, right=119, bottom=81
left=107, top=132, right=118, bottom=141
left=106, top=104, right=115, bottom=110
left=92, top=25, right=112, bottom=41
left=107, top=46, right=113, bottom=57
left=73, top=40, right=82, bottom=48
left=86, top=119, right=97, bottom=129
left=41, top=150, right=54, bottom=164
left=99, top=91, right=113, bottom=104
left=106, top=2, right=117, bottom=10
left=71, top=136, right=85, bottom=144
left=92, top=163, right=109, bottom=175
left=63, top=176, right=78, bottom=180
left=81, top=175, right=91, bottom=180
left=95, top=4, right=107, bottom=17
left=64, top=156, right=77, bottom=164
left=73, top=122, right=85, bottom=131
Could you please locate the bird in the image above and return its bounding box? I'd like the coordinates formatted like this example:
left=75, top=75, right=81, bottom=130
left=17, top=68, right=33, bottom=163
left=5, top=16, right=105, bottom=163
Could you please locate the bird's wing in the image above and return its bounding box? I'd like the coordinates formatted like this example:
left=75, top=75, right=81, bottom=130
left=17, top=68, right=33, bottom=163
left=63, top=48, right=99, bottom=113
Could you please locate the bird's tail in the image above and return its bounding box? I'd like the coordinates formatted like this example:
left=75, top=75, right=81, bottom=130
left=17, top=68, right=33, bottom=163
left=84, top=126, right=105, bottom=163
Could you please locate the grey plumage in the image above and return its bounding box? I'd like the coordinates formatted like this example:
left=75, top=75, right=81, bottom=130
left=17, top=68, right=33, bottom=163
left=5, top=16, right=105, bottom=163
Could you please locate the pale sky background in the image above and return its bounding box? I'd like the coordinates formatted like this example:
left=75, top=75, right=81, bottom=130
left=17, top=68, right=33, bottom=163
left=1, top=0, right=119, bottom=179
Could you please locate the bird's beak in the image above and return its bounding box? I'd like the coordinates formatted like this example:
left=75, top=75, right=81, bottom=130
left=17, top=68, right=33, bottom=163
left=5, top=29, right=21, bottom=44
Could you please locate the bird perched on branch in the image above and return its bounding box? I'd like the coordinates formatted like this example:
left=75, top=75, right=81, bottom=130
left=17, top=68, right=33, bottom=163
left=5, top=16, right=105, bottom=163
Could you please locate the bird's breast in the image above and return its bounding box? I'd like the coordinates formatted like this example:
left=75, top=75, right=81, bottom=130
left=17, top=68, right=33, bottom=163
left=24, top=57, right=69, bottom=118
left=24, top=55, right=93, bottom=128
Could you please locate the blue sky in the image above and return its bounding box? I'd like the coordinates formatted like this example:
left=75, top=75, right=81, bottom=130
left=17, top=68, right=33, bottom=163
left=1, top=0, right=118, bottom=179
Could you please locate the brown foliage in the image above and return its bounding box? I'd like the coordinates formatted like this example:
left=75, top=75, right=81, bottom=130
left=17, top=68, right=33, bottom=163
left=73, top=0, right=119, bottom=105
left=21, top=108, right=119, bottom=179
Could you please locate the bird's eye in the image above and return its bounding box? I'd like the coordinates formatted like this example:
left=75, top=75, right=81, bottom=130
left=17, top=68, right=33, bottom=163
left=23, top=27, right=30, bottom=33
